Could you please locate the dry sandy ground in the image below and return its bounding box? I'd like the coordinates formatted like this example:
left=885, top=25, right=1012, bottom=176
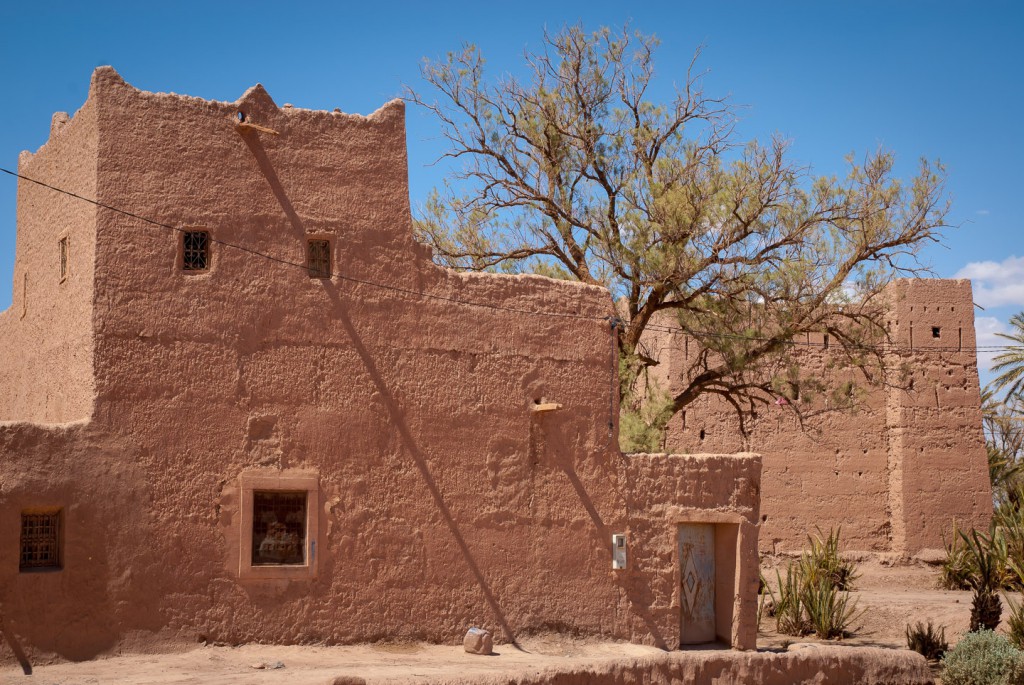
left=0, top=560, right=987, bottom=684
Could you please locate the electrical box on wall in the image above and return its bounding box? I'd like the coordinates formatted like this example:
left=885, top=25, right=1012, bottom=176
left=612, top=533, right=627, bottom=569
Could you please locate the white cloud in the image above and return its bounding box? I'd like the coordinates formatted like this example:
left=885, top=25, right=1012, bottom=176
left=975, top=316, right=1009, bottom=377
left=954, top=255, right=1024, bottom=309
left=976, top=209, right=991, bottom=216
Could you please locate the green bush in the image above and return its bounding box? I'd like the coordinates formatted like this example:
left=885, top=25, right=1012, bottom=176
left=799, top=527, right=860, bottom=591
left=773, top=565, right=809, bottom=637
left=803, top=578, right=862, bottom=639
left=942, top=630, right=1024, bottom=685
left=1008, top=599, right=1024, bottom=650
left=766, top=527, right=863, bottom=639
left=942, top=522, right=978, bottom=590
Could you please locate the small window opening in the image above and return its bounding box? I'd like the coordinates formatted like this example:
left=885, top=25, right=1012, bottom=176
left=20, top=510, right=62, bottom=571
left=182, top=231, right=209, bottom=271
left=251, top=491, right=307, bottom=566
left=699, top=428, right=706, bottom=441
left=236, top=111, right=247, bottom=123
left=932, top=326, right=941, bottom=339
left=58, top=236, right=69, bottom=282
left=307, top=239, right=331, bottom=279
left=823, top=334, right=829, bottom=350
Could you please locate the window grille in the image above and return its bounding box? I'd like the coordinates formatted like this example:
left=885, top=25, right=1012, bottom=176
left=20, top=511, right=61, bottom=570
left=182, top=231, right=209, bottom=271
left=59, top=236, right=69, bottom=282
left=251, top=491, right=307, bottom=566
left=307, top=239, right=331, bottom=279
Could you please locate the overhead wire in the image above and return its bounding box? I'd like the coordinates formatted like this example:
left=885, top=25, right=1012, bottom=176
left=0, top=166, right=1016, bottom=357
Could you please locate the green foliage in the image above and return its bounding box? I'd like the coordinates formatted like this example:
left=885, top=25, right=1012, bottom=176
left=942, top=630, right=1024, bottom=685
left=1008, top=599, right=1024, bottom=651
left=906, top=620, right=948, bottom=661
left=959, top=525, right=1007, bottom=632
left=772, top=565, right=810, bottom=637
left=409, top=24, right=951, bottom=426
left=984, top=387, right=1024, bottom=511
left=802, top=578, right=863, bottom=640
left=942, top=522, right=977, bottom=591
left=991, top=313, right=1024, bottom=403
left=617, top=351, right=674, bottom=453
left=797, top=527, right=860, bottom=591
left=767, top=527, right=862, bottom=639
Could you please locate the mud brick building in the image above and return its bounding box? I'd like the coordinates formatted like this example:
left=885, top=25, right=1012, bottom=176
left=646, top=279, right=992, bottom=557
left=0, top=68, right=761, bottom=663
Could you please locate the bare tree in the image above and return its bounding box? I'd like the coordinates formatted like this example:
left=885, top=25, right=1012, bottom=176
left=407, top=25, right=949, bottom=448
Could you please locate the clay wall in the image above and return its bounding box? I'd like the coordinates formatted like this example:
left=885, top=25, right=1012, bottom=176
left=0, top=69, right=761, bottom=663
left=883, top=279, right=992, bottom=555
left=650, top=280, right=991, bottom=556
left=0, top=100, right=97, bottom=423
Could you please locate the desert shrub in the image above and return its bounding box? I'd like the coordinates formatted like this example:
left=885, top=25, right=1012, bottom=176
left=773, top=565, right=810, bottom=636
left=961, top=525, right=1008, bottom=632
left=798, top=527, right=860, bottom=591
left=803, top=578, right=863, bottom=639
left=906, top=620, right=948, bottom=661
left=1008, top=599, right=1024, bottom=650
left=943, top=523, right=978, bottom=590
left=765, top=528, right=863, bottom=640
left=942, top=630, right=1024, bottom=685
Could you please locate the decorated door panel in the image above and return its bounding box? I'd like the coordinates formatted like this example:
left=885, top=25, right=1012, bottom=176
left=679, top=523, right=716, bottom=644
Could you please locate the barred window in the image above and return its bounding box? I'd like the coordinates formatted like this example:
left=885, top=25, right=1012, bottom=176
left=307, top=239, right=331, bottom=279
left=59, top=236, right=69, bottom=282
left=20, top=510, right=62, bottom=571
left=182, top=231, right=209, bottom=271
left=251, top=491, right=307, bottom=566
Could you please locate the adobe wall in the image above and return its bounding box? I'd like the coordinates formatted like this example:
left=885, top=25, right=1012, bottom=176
left=0, top=100, right=97, bottom=423
left=0, top=69, right=761, bottom=663
left=651, top=280, right=991, bottom=556
left=884, top=279, right=992, bottom=555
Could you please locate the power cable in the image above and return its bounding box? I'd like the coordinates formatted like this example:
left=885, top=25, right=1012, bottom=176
left=0, top=166, right=1017, bottom=356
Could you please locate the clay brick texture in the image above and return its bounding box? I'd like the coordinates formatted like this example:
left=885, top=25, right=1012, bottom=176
left=0, top=69, right=760, bottom=662
left=646, top=279, right=992, bottom=557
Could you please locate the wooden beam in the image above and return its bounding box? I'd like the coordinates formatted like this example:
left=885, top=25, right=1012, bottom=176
left=531, top=402, right=563, bottom=413
left=236, top=122, right=279, bottom=136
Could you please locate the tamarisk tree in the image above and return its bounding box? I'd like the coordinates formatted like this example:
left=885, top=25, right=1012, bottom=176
left=407, top=25, right=949, bottom=449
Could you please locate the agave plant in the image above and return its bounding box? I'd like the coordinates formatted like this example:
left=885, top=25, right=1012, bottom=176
left=959, top=524, right=1008, bottom=632
left=798, top=527, right=860, bottom=591
left=773, top=565, right=809, bottom=637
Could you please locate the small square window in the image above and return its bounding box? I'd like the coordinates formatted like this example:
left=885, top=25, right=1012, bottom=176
left=20, top=510, right=62, bottom=571
left=58, top=236, right=69, bottom=282
left=252, top=491, right=307, bottom=566
left=307, top=239, right=331, bottom=279
left=182, top=231, right=209, bottom=271
left=932, top=327, right=941, bottom=339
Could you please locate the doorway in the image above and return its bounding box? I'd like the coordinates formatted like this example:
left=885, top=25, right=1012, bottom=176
left=679, top=523, right=716, bottom=644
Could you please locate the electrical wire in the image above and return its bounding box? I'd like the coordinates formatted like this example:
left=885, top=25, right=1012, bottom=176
left=0, top=166, right=1017, bottom=356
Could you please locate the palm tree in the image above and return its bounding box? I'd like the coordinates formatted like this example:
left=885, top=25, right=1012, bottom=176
left=993, top=312, right=1024, bottom=401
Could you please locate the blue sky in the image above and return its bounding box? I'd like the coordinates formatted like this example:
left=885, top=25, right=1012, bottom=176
left=1, top=1, right=1021, bottom=382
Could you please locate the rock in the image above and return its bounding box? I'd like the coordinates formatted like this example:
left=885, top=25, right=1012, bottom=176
left=250, top=660, right=285, bottom=669
left=464, top=627, right=493, bottom=655
left=326, top=677, right=367, bottom=685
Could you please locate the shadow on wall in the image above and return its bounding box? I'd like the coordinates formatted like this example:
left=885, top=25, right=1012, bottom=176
left=239, top=131, right=305, bottom=234
left=324, top=286, right=519, bottom=645
left=534, top=418, right=669, bottom=649
left=246, top=133, right=667, bottom=649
